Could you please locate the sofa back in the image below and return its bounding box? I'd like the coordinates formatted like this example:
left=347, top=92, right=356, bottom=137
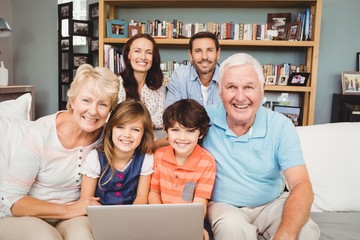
left=296, top=122, right=360, bottom=212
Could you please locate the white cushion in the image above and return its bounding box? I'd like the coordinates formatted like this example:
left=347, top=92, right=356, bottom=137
left=296, top=122, right=360, bottom=212
left=0, top=116, right=34, bottom=183
left=0, top=93, right=32, bottom=120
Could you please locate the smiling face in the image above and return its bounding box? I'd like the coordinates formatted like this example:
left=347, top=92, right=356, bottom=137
left=220, top=64, right=264, bottom=132
left=127, top=37, right=153, bottom=74
left=189, top=38, right=220, bottom=77
left=111, top=118, right=144, bottom=155
left=71, top=84, right=112, bottom=133
left=167, top=122, right=202, bottom=162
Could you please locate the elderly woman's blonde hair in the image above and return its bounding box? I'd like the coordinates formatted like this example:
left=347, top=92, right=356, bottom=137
left=66, top=64, right=119, bottom=111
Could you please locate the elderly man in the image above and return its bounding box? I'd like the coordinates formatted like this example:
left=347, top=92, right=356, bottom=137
left=203, top=53, right=320, bottom=240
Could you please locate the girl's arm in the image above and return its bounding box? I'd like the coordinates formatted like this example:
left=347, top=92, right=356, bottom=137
left=148, top=190, right=162, bottom=204
left=133, top=174, right=151, bottom=204
left=80, top=175, right=98, bottom=199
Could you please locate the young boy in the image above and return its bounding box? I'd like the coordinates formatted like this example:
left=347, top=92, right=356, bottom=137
left=149, top=99, right=216, bottom=240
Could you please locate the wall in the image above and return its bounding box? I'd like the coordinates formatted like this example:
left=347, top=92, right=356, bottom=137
left=0, top=0, right=13, bottom=84
left=2, top=0, right=360, bottom=123
left=315, top=0, right=360, bottom=123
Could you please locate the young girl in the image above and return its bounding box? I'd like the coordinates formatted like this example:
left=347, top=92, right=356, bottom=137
left=81, top=100, right=154, bottom=205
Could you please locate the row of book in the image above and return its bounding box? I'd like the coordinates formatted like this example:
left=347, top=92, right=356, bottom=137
left=104, top=44, right=124, bottom=75
left=104, top=44, right=308, bottom=86
left=263, top=63, right=307, bottom=78
left=295, top=8, right=314, bottom=41
left=263, top=63, right=308, bottom=85
left=110, top=8, right=314, bottom=41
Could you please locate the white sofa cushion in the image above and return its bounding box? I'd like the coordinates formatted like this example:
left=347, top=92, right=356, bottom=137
left=296, top=122, right=360, bottom=212
left=0, top=93, right=32, bottom=120
left=0, top=116, right=34, bottom=182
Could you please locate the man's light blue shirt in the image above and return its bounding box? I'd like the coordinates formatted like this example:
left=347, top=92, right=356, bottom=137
left=164, top=64, right=221, bottom=108
left=203, top=103, right=305, bottom=207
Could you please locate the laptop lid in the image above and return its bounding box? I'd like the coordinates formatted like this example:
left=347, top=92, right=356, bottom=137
left=87, top=203, right=204, bottom=240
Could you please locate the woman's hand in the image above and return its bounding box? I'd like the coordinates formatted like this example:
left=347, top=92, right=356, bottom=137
left=65, top=197, right=101, bottom=218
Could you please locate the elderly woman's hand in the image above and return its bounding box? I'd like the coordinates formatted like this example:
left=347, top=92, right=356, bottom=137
left=65, top=197, right=101, bottom=218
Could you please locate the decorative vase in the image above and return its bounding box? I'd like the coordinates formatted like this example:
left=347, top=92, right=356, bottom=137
left=0, top=61, right=8, bottom=86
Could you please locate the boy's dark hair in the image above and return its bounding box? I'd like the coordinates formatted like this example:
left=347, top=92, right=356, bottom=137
left=163, top=99, right=210, bottom=144
left=188, top=31, right=220, bottom=52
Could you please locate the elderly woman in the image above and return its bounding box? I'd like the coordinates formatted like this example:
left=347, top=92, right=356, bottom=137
left=0, top=64, right=119, bottom=240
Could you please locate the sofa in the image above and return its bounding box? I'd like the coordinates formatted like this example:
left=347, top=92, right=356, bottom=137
left=0, top=94, right=360, bottom=240
left=296, top=122, right=360, bottom=240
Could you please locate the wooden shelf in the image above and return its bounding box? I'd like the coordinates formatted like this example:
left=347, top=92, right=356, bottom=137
left=99, top=0, right=322, bottom=125
left=104, top=38, right=315, bottom=47
left=104, top=0, right=317, bottom=8
left=265, top=85, right=311, bottom=92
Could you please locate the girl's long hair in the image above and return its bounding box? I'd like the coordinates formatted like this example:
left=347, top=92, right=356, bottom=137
left=98, top=100, right=154, bottom=187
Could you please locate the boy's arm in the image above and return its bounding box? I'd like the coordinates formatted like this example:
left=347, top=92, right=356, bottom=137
left=193, top=197, right=208, bottom=218
left=194, top=197, right=210, bottom=240
left=133, top=174, right=151, bottom=204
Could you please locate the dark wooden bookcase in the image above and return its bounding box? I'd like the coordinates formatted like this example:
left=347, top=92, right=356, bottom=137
left=57, top=2, right=98, bottom=110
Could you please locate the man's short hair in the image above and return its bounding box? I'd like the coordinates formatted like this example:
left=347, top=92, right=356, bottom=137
left=189, top=31, right=220, bottom=52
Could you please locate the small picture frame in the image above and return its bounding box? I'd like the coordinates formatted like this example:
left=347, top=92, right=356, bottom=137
left=60, top=37, right=71, bottom=51
left=356, top=52, right=360, bottom=71
left=276, top=25, right=288, bottom=40
left=107, top=19, right=128, bottom=38
left=278, top=75, right=289, bottom=86
left=128, top=25, right=142, bottom=38
left=287, top=22, right=301, bottom=41
left=61, top=70, right=72, bottom=83
left=58, top=2, right=73, bottom=19
left=89, top=38, right=99, bottom=52
left=89, top=2, right=99, bottom=20
left=267, top=13, right=291, bottom=40
left=341, top=71, right=360, bottom=95
left=273, top=105, right=302, bottom=126
left=287, top=72, right=310, bottom=86
left=265, top=75, right=276, bottom=85
left=73, top=54, right=89, bottom=68
left=263, top=101, right=281, bottom=110
left=70, top=20, right=92, bottom=37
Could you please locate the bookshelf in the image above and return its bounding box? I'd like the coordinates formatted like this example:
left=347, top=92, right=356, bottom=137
left=98, top=0, right=322, bottom=125
left=57, top=2, right=98, bottom=110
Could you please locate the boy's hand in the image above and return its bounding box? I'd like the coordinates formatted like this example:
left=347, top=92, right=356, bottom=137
left=203, top=228, right=209, bottom=240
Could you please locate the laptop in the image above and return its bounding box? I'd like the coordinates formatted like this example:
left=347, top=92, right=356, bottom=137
left=87, top=203, right=204, bottom=240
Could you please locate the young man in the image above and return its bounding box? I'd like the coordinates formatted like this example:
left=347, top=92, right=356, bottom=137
left=164, top=32, right=221, bottom=108
left=203, top=53, right=321, bottom=240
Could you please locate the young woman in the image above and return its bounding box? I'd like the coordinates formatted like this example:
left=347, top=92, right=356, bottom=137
left=119, top=33, right=166, bottom=129
left=81, top=100, right=154, bottom=205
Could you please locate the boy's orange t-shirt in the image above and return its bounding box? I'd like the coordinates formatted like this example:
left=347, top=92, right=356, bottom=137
left=150, top=144, right=216, bottom=203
